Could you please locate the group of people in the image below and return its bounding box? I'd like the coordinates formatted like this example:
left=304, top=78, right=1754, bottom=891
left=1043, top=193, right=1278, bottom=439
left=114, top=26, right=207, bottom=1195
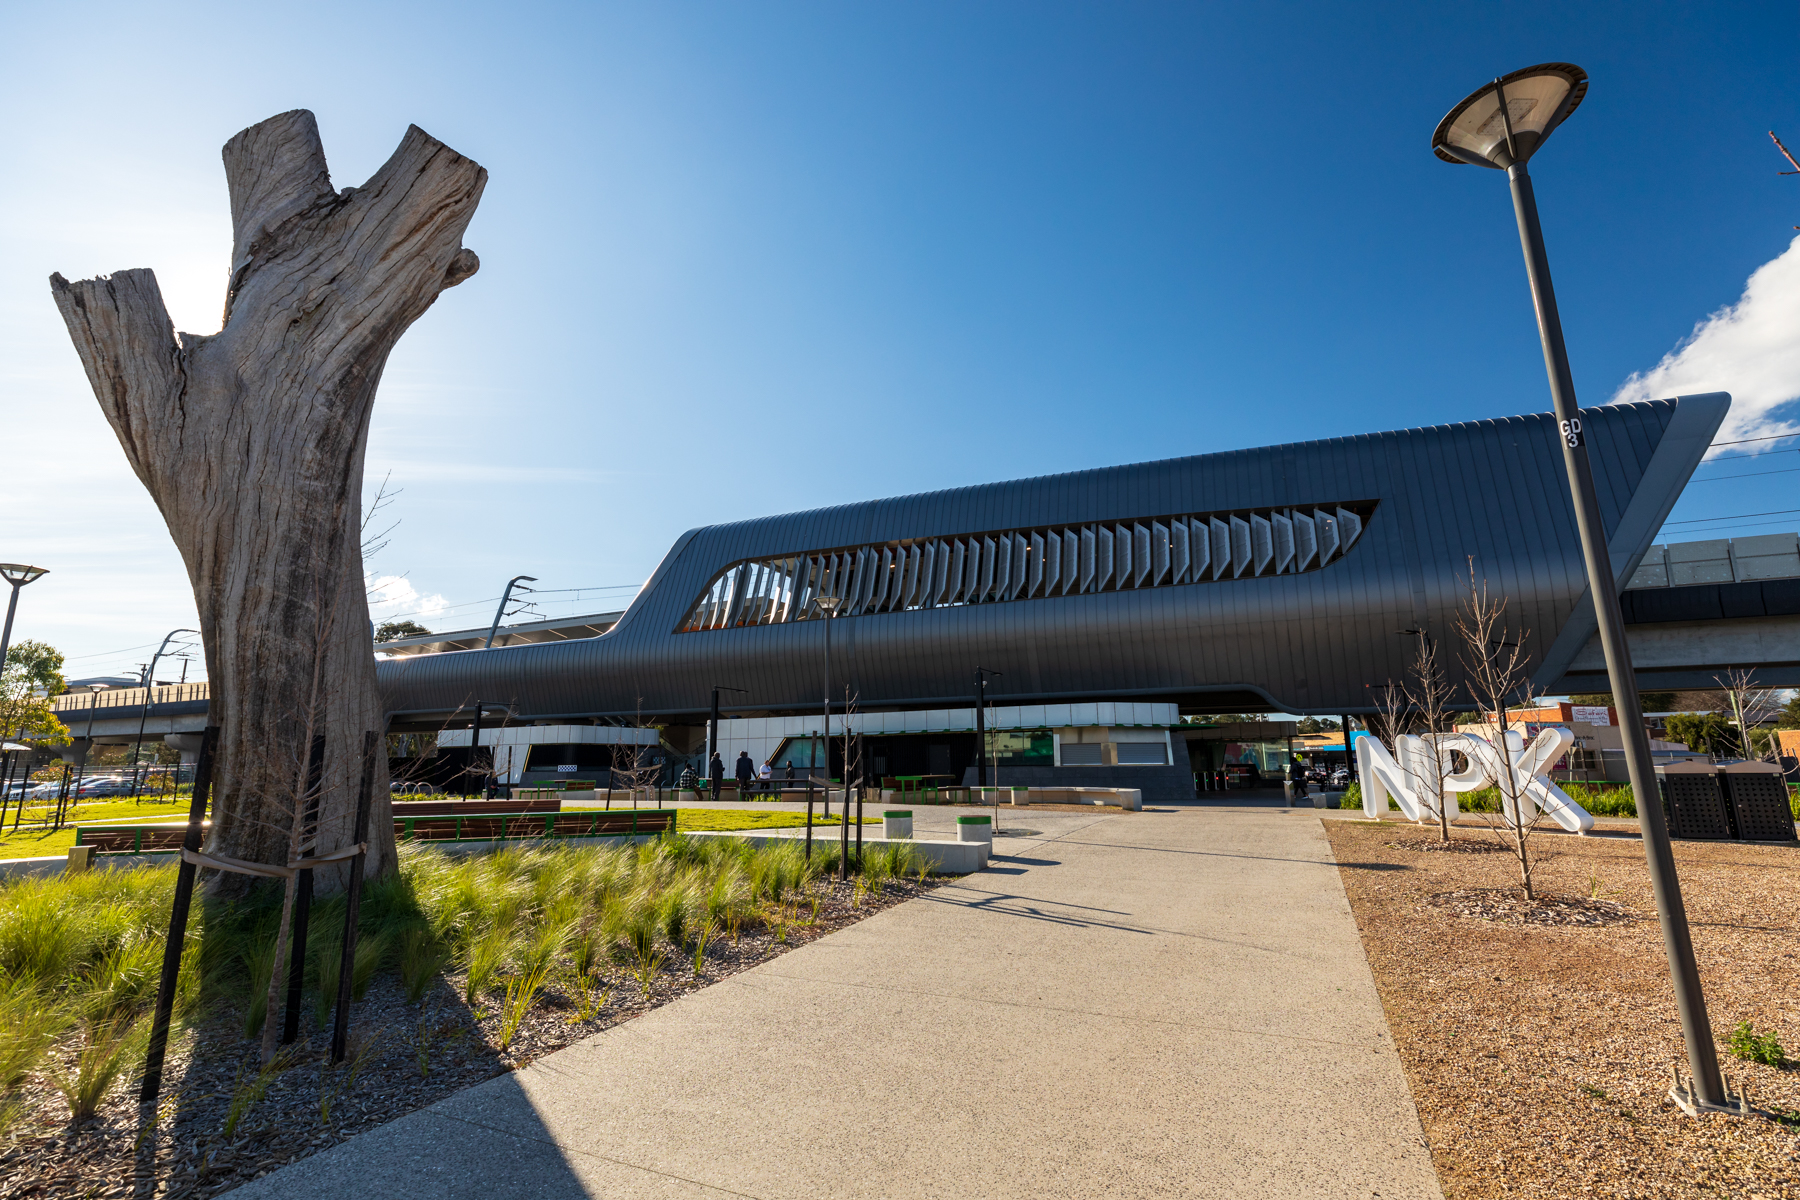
left=702, top=750, right=796, bottom=799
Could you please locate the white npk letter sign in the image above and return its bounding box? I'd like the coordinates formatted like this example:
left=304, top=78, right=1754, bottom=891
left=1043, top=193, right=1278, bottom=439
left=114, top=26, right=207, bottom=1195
left=1355, top=728, right=1595, bottom=834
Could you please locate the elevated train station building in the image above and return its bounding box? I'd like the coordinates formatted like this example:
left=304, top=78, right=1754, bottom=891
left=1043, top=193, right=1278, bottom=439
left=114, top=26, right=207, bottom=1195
left=56, top=392, right=1800, bottom=797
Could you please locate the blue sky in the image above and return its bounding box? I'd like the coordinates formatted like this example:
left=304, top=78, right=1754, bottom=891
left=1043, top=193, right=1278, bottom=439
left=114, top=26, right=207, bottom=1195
left=3, top=1, right=1797, bottom=681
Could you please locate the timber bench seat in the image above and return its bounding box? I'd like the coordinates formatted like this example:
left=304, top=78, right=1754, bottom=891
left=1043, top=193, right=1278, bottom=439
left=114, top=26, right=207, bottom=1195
left=391, top=798, right=562, bottom=818
left=75, top=807, right=673, bottom=857
left=76, top=823, right=207, bottom=855
left=394, top=808, right=675, bottom=844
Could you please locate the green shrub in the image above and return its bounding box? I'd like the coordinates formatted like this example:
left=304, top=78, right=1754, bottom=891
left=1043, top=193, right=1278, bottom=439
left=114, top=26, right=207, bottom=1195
left=1562, top=783, right=1636, bottom=817
left=1727, top=1020, right=1787, bottom=1066
left=1337, top=783, right=1362, bottom=810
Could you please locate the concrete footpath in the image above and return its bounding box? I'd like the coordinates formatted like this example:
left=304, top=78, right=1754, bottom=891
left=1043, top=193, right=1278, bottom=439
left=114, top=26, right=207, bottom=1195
left=236, top=808, right=1441, bottom=1199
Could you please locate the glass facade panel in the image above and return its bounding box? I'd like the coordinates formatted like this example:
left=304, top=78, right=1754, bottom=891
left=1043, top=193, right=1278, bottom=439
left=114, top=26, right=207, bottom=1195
left=990, top=731, right=1053, bottom=767
left=1221, top=740, right=1291, bottom=774
left=770, top=737, right=825, bottom=770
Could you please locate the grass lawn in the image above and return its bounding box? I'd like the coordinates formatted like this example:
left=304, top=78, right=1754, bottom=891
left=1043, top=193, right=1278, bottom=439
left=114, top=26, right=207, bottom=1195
left=0, top=803, right=871, bottom=860
left=0, top=797, right=193, bottom=859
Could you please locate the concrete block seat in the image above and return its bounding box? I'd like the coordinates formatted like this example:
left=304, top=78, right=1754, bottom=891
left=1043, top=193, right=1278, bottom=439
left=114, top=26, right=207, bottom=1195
left=684, top=830, right=987, bottom=874
left=1010, top=786, right=1142, bottom=811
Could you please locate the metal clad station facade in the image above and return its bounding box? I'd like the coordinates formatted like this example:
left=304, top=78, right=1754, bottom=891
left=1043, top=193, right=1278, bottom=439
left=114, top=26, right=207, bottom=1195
left=376, top=395, right=1724, bottom=724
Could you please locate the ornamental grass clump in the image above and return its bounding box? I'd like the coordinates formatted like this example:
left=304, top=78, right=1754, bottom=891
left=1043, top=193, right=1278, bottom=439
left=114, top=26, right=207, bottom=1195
left=398, top=925, right=451, bottom=1005
left=52, top=1014, right=148, bottom=1125
left=462, top=928, right=511, bottom=1005
left=309, top=935, right=343, bottom=1031
left=0, top=830, right=946, bottom=1137
left=498, top=961, right=552, bottom=1051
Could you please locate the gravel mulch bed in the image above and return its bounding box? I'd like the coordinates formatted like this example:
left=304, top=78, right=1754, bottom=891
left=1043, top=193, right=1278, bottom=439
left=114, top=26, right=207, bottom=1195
left=1327, top=820, right=1800, bottom=1199
left=0, top=875, right=939, bottom=1199
left=1388, top=835, right=1509, bottom=854
left=1426, top=887, right=1634, bottom=927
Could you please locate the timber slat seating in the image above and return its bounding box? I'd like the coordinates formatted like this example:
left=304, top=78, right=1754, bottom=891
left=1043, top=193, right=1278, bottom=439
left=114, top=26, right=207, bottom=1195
left=76, top=806, right=671, bottom=856
left=76, top=823, right=207, bottom=855
left=394, top=808, right=675, bottom=843
left=391, top=798, right=561, bottom=818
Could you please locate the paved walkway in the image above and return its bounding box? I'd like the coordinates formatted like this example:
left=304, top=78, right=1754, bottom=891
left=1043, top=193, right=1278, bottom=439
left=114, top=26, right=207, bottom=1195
left=236, top=809, right=1441, bottom=1199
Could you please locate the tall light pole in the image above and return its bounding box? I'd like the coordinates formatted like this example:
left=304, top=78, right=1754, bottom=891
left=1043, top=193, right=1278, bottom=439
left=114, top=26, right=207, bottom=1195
left=0, top=565, right=49, bottom=676
left=131, top=629, right=198, bottom=799
left=812, top=595, right=842, bottom=819
left=483, top=575, right=538, bottom=649
left=708, top=685, right=747, bottom=795
left=973, top=667, right=1002, bottom=788
left=1432, top=62, right=1728, bottom=1112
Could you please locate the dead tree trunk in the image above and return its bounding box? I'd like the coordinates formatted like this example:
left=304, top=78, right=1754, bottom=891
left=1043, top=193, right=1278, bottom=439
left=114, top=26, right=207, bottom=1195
left=50, top=110, right=485, bottom=891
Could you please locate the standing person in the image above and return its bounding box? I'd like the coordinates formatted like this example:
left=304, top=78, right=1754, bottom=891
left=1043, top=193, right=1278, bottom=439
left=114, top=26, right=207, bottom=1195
left=784, top=760, right=796, bottom=790
left=734, top=750, right=755, bottom=799
left=758, top=759, right=773, bottom=796
left=709, top=751, right=724, bottom=801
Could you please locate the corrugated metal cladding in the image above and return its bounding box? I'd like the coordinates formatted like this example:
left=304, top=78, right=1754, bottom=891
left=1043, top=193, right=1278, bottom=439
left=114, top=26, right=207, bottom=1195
left=377, top=398, right=1708, bottom=720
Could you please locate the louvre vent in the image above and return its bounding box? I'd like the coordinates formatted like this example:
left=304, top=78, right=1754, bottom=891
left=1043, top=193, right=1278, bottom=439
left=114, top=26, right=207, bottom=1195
left=678, top=502, right=1376, bottom=633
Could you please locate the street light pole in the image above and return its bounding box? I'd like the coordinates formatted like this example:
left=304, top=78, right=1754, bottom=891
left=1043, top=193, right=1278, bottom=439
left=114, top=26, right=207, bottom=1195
left=1509, top=157, right=1725, bottom=1108
left=0, top=565, right=49, bottom=674
left=973, top=667, right=1002, bottom=789
left=811, top=595, right=842, bottom=825
left=708, top=685, right=746, bottom=797
left=1433, top=63, right=1727, bottom=1110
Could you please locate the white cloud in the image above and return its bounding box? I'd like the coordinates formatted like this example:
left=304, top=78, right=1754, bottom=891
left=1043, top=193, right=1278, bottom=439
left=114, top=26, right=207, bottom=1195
left=365, top=574, right=449, bottom=621
left=1611, top=235, right=1800, bottom=449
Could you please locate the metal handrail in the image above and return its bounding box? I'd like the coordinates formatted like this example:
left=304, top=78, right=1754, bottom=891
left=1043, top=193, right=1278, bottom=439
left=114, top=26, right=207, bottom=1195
left=51, top=682, right=212, bottom=712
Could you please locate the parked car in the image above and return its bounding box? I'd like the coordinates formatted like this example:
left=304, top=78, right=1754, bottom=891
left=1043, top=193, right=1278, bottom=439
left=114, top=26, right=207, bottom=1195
left=74, top=776, right=136, bottom=798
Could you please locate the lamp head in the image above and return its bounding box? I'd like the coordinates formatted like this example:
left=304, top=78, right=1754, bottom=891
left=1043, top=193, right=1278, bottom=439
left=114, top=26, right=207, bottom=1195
left=815, top=596, right=841, bottom=615
left=0, top=564, right=48, bottom=587
left=1432, top=63, right=1588, bottom=170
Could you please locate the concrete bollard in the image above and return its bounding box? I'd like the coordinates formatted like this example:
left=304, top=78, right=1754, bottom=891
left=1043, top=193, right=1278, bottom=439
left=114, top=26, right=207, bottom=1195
left=956, top=814, right=993, bottom=844
left=65, top=845, right=96, bottom=874
left=883, top=810, right=913, bottom=839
